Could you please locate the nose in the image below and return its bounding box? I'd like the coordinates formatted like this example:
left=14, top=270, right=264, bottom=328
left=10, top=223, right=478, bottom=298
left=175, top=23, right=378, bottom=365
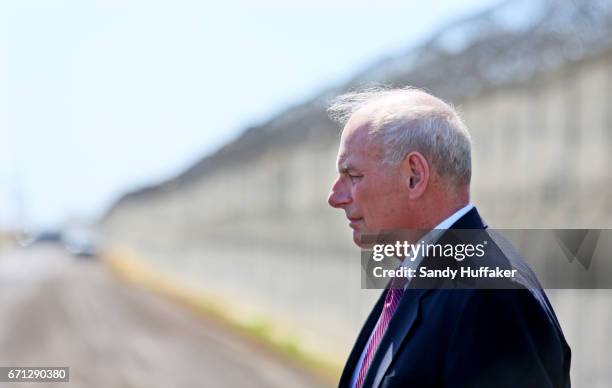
left=327, top=176, right=351, bottom=208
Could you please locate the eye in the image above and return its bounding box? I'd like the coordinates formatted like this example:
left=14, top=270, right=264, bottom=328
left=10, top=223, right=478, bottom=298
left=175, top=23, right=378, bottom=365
left=348, top=173, right=363, bottom=182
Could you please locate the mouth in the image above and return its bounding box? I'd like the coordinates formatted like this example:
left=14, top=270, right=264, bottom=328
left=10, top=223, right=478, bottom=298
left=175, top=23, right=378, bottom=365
left=347, top=217, right=363, bottom=229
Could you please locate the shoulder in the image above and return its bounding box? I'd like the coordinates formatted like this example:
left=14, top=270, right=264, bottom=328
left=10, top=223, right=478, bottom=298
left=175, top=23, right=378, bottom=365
left=423, top=288, right=551, bottom=324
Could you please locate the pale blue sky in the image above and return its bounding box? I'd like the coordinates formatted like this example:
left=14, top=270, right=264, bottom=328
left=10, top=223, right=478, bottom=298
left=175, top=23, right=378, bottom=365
left=0, top=0, right=501, bottom=229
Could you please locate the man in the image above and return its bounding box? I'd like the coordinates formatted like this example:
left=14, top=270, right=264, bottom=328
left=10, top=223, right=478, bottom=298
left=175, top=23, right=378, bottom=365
left=327, top=87, right=571, bottom=388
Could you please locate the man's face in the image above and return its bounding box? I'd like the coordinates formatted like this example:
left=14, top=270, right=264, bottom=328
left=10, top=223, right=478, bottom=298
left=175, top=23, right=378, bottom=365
left=327, top=115, right=412, bottom=246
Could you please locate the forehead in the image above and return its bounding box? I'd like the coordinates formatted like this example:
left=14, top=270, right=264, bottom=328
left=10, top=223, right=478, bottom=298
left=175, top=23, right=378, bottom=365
left=337, top=114, right=382, bottom=168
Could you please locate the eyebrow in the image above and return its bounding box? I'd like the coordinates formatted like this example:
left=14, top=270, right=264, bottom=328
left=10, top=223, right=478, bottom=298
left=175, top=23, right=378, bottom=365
left=338, top=163, right=359, bottom=174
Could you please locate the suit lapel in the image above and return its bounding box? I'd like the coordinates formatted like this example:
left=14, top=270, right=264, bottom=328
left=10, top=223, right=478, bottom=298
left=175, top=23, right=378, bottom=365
left=361, top=288, right=430, bottom=388
left=360, top=207, right=488, bottom=387
left=338, top=288, right=388, bottom=387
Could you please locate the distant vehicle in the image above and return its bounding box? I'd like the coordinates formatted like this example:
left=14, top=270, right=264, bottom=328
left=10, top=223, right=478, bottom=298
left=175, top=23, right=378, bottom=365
left=17, top=229, right=64, bottom=247
left=65, top=240, right=98, bottom=258
left=34, top=231, right=64, bottom=244
left=62, top=228, right=100, bottom=259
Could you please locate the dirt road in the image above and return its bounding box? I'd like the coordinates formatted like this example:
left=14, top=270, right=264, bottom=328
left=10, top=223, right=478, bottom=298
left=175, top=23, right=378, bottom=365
left=0, top=246, right=327, bottom=388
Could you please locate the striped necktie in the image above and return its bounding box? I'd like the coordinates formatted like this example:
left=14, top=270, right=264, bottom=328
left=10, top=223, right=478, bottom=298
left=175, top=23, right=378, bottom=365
left=355, top=282, right=405, bottom=388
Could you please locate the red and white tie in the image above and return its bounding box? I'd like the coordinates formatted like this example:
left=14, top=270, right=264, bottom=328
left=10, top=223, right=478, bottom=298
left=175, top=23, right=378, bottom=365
left=355, top=284, right=405, bottom=388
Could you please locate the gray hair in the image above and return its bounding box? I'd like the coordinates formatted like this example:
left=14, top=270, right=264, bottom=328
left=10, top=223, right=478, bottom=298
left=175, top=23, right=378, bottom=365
left=327, top=86, right=472, bottom=186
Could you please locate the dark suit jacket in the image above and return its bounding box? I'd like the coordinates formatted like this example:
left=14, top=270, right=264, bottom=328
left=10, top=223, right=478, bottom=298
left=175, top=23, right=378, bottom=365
left=339, top=208, right=571, bottom=388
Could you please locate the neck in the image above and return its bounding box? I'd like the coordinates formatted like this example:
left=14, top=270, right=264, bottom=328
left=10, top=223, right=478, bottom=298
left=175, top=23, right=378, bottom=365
left=419, top=186, right=470, bottom=230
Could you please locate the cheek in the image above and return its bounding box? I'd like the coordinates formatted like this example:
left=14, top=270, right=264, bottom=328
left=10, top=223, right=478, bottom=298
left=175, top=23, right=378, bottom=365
left=353, top=179, right=390, bottom=212
left=352, top=181, right=375, bottom=206
left=361, top=179, right=405, bottom=223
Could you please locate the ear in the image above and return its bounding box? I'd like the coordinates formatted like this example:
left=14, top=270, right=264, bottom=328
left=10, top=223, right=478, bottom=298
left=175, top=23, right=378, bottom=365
left=400, top=151, right=430, bottom=199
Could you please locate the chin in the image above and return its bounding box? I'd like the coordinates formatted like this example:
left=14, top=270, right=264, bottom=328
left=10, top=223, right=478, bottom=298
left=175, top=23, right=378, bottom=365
left=353, top=230, right=363, bottom=248
left=353, top=230, right=374, bottom=249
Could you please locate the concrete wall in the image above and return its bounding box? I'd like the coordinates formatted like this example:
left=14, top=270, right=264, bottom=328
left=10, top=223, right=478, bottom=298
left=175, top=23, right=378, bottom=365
left=103, top=51, right=612, bottom=383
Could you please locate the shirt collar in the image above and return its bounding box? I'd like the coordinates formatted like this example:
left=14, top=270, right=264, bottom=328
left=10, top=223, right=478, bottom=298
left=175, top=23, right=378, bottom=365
left=433, top=203, right=474, bottom=230
left=399, top=203, right=474, bottom=272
